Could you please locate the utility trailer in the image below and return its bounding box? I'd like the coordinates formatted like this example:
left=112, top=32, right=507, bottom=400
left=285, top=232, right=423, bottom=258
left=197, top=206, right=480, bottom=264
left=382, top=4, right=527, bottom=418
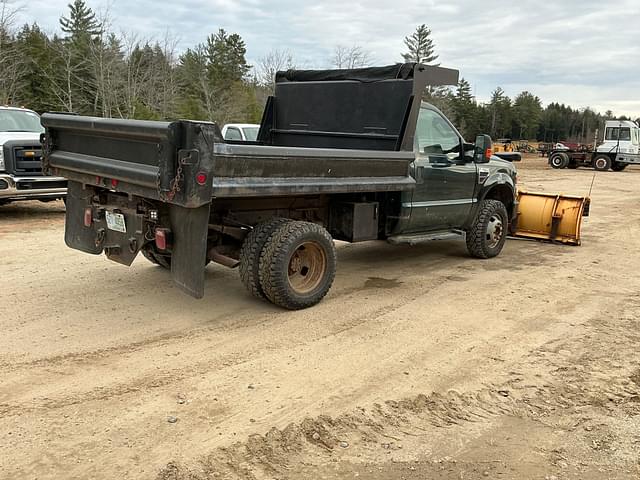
left=549, top=120, right=640, bottom=172
left=42, top=63, right=522, bottom=310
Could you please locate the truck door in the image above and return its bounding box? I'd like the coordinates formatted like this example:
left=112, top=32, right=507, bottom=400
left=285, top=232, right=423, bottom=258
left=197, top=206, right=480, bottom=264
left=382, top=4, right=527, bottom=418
left=405, top=106, right=477, bottom=232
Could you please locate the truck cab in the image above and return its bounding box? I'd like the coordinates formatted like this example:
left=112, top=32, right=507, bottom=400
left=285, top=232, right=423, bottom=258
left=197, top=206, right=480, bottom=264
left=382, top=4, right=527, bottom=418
left=598, top=120, right=640, bottom=156
left=396, top=102, right=517, bottom=237
left=0, top=106, right=67, bottom=205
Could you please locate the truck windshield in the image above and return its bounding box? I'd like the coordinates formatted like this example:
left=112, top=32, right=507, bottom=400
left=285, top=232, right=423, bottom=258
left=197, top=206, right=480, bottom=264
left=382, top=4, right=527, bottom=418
left=605, top=127, right=631, bottom=141
left=0, top=109, right=43, bottom=133
left=242, top=127, right=259, bottom=141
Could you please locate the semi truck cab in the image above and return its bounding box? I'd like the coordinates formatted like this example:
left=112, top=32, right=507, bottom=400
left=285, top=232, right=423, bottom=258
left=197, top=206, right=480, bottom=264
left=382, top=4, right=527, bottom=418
left=598, top=120, right=640, bottom=155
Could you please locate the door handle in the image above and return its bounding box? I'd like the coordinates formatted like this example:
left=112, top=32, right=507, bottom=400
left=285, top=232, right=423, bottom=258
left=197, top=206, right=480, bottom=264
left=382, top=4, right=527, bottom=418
left=430, top=159, right=451, bottom=168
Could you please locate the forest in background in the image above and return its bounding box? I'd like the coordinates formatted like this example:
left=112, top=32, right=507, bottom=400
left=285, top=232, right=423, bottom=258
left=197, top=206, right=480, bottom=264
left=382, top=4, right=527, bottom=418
left=0, top=0, right=634, bottom=143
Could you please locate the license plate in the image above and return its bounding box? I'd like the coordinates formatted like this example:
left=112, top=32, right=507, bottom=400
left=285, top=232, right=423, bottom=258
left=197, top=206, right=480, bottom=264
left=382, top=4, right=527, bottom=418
left=105, top=211, right=126, bottom=233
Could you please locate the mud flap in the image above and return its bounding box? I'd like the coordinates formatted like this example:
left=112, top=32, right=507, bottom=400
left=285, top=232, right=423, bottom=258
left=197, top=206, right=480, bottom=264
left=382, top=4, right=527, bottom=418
left=169, top=203, right=211, bottom=299
left=64, top=181, right=102, bottom=255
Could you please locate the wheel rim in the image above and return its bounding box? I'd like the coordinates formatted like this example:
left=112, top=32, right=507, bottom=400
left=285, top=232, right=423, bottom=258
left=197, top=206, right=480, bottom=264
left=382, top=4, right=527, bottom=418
left=551, top=156, right=561, bottom=167
left=486, top=215, right=504, bottom=249
left=287, top=241, right=327, bottom=294
left=595, top=158, right=607, bottom=169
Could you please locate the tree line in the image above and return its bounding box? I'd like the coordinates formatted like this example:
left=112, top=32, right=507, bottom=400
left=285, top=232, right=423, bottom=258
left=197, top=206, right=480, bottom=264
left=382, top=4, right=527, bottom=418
left=0, top=1, right=633, bottom=142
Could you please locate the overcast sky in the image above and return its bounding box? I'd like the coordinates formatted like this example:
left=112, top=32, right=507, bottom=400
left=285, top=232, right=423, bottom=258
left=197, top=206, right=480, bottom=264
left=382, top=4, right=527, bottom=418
left=14, top=0, right=640, bottom=117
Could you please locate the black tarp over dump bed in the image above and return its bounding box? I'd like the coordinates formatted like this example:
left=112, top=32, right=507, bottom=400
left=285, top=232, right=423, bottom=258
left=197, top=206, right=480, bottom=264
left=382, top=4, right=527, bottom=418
left=259, top=63, right=459, bottom=151
left=42, top=63, right=459, bottom=205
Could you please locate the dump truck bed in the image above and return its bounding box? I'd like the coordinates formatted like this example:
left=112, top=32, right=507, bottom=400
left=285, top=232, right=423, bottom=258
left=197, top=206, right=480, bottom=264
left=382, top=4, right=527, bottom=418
left=42, top=64, right=461, bottom=207
left=41, top=114, right=416, bottom=207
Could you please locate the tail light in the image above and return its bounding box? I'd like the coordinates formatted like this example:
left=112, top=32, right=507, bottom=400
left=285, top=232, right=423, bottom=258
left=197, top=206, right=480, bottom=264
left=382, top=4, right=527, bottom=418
left=195, top=171, right=208, bottom=186
left=84, top=207, right=93, bottom=227
left=155, top=228, right=171, bottom=250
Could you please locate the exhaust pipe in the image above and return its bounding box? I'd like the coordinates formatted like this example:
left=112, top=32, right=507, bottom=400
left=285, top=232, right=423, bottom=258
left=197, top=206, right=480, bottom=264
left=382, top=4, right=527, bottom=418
left=208, top=248, right=240, bottom=268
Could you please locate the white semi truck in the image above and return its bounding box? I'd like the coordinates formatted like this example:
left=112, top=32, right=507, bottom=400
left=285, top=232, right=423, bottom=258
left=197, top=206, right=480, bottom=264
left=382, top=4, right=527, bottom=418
left=549, top=119, right=640, bottom=171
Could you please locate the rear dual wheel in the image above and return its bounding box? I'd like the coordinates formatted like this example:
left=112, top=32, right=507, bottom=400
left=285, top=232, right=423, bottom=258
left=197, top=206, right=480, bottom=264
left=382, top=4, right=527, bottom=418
left=240, top=219, right=337, bottom=309
left=550, top=152, right=569, bottom=169
left=259, top=221, right=337, bottom=310
left=239, top=217, right=289, bottom=300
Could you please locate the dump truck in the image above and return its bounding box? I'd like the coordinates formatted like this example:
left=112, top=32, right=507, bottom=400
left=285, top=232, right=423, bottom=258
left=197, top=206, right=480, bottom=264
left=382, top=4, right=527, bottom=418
left=549, top=120, right=640, bottom=171
left=42, top=63, right=525, bottom=310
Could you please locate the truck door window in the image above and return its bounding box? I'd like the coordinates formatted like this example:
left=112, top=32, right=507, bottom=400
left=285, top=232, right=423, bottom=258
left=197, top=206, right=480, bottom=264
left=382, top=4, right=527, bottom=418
left=224, top=127, right=242, bottom=141
left=414, top=108, right=460, bottom=155
left=606, top=127, right=631, bottom=141
left=619, top=128, right=631, bottom=141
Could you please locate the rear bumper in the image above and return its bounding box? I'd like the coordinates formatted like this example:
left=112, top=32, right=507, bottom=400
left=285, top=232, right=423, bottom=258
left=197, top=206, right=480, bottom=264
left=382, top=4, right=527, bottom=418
left=0, top=173, right=67, bottom=200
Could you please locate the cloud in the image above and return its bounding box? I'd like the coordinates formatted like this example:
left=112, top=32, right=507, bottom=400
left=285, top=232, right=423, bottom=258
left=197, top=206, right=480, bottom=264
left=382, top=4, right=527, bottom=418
left=14, top=0, right=640, bottom=116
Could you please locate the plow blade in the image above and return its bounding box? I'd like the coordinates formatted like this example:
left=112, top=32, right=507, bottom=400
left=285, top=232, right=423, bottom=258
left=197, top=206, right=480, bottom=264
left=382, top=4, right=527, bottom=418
left=514, top=191, right=591, bottom=245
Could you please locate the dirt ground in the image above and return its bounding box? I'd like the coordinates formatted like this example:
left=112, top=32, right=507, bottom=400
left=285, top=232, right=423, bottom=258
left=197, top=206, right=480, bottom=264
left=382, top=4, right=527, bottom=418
left=1, top=155, right=639, bottom=480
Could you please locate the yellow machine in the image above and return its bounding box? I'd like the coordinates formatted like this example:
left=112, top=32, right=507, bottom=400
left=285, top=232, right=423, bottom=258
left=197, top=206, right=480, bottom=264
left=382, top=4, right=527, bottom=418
left=493, top=139, right=515, bottom=153
left=514, top=191, right=590, bottom=245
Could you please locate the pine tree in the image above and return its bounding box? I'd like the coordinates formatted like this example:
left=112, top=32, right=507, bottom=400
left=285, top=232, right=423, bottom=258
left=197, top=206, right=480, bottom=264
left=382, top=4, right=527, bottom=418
left=402, top=24, right=438, bottom=65
left=511, top=91, right=542, bottom=139
left=489, top=87, right=511, bottom=139
left=177, top=30, right=256, bottom=124
left=15, top=24, right=57, bottom=111
left=205, top=29, right=250, bottom=85
left=53, top=0, right=104, bottom=114
left=59, top=0, right=101, bottom=39
left=452, top=78, right=476, bottom=138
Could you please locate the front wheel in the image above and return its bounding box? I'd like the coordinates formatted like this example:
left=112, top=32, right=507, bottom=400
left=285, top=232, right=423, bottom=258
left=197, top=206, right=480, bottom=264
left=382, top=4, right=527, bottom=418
left=611, top=161, right=627, bottom=172
left=593, top=155, right=611, bottom=171
left=466, top=200, right=509, bottom=259
left=259, top=221, right=337, bottom=310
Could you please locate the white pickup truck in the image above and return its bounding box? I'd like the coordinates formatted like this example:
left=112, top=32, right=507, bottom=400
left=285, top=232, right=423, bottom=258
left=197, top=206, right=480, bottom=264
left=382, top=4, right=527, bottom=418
left=221, top=123, right=260, bottom=142
left=0, top=106, right=67, bottom=205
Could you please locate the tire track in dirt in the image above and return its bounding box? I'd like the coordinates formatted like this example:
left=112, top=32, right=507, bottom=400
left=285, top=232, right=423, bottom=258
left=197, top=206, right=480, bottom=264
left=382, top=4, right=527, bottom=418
left=157, top=294, right=640, bottom=480
left=0, top=247, right=580, bottom=419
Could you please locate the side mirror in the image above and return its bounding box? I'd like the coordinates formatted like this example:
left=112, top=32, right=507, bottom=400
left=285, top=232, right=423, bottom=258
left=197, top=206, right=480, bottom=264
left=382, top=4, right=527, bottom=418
left=474, top=134, right=493, bottom=164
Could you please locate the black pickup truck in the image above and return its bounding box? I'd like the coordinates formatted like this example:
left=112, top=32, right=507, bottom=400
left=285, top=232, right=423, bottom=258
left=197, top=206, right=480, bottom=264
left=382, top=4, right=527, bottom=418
left=41, top=63, right=518, bottom=309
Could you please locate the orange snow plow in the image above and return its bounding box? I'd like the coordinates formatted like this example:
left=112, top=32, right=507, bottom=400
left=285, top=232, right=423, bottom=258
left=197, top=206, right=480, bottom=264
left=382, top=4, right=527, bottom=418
left=514, top=191, right=591, bottom=245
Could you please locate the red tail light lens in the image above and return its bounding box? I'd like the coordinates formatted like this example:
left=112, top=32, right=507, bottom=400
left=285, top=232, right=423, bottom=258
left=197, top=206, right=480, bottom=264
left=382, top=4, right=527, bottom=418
left=111, top=178, right=119, bottom=189
left=195, top=172, right=207, bottom=185
left=155, top=228, right=169, bottom=250
left=84, top=207, right=93, bottom=227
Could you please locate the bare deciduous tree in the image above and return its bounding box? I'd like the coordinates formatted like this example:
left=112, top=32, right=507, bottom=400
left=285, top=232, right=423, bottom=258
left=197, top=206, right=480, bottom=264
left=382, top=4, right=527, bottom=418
left=331, top=45, right=372, bottom=69
left=0, top=0, right=27, bottom=103
left=257, top=49, right=294, bottom=88
left=38, top=38, right=88, bottom=112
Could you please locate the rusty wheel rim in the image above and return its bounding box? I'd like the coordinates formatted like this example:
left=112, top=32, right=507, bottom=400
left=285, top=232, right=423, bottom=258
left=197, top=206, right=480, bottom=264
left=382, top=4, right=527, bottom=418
left=287, top=241, right=327, bottom=294
left=595, top=158, right=607, bottom=169
left=486, top=215, right=504, bottom=249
